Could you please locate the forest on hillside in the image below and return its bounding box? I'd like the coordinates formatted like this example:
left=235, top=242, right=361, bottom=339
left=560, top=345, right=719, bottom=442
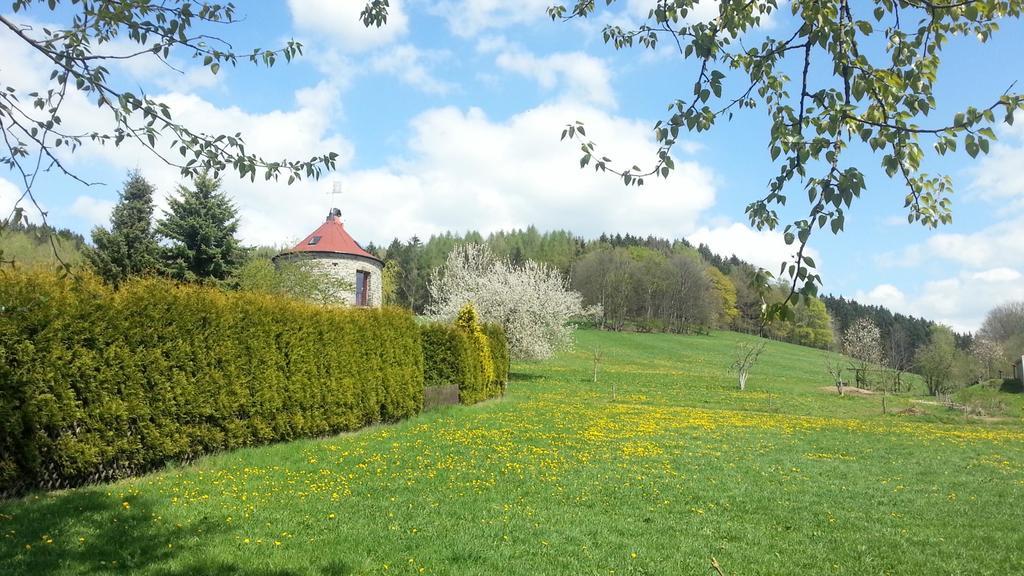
left=0, top=222, right=87, bottom=266
left=368, top=227, right=942, bottom=358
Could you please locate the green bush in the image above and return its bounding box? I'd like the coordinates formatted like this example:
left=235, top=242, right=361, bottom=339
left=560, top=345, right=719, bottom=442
left=418, top=317, right=508, bottom=406
left=0, top=270, right=424, bottom=495
left=483, top=323, right=510, bottom=393
left=420, top=323, right=472, bottom=389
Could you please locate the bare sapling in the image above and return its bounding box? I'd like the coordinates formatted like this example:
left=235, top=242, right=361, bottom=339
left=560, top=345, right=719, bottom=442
left=732, top=341, right=766, bottom=391
left=824, top=351, right=845, bottom=396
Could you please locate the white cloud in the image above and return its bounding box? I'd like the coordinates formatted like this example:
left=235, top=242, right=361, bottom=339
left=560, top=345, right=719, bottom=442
left=287, top=0, right=409, bottom=52
left=971, top=267, right=1022, bottom=283
left=70, top=196, right=116, bottom=229
left=432, top=0, right=552, bottom=37
left=58, top=90, right=710, bottom=252
left=858, top=284, right=907, bottom=309
left=687, top=222, right=821, bottom=272
left=435, top=0, right=781, bottom=37
left=63, top=80, right=354, bottom=246
left=335, top=102, right=716, bottom=245
left=0, top=178, right=24, bottom=220
left=880, top=219, right=1024, bottom=270
left=969, top=121, right=1024, bottom=206
left=857, top=269, right=1024, bottom=332
left=490, top=44, right=617, bottom=108
left=625, top=0, right=783, bottom=28
left=371, top=44, right=454, bottom=95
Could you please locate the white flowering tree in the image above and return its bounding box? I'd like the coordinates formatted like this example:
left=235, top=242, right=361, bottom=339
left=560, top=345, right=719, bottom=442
left=842, top=318, right=883, bottom=388
left=427, top=244, right=596, bottom=360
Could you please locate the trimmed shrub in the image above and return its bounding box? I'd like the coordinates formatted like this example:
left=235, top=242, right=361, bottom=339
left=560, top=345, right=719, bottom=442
left=420, top=323, right=472, bottom=389
left=418, top=314, right=508, bottom=406
left=454, top=304, right=500, bottom=405
left=0, top=270, right=423, bottom=495
left=483, top=323, right=510, bottom=393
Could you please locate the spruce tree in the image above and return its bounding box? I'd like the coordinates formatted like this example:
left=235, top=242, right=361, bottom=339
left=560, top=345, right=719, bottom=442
left=157, top=173, right=245, bottom=282
left=86, top=171, right=160, bottom=286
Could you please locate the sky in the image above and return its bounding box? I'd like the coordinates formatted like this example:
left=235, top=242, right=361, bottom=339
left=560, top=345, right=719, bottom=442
left=2, top=0, right=1023, bottom=332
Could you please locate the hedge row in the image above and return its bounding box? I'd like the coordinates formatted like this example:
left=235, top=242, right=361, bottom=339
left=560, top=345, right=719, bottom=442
left=420, top=313, right=508, bottom=405
left=0, top=271, right=424, bottom=495
left=483, top=323, right=510, bottom=390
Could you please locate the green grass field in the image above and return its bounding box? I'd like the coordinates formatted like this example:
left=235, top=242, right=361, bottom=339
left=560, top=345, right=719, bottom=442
left=2, top=329, right=1023, bottom=575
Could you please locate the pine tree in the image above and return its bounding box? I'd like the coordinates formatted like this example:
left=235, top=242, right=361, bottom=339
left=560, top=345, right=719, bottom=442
left=157, top=173, right=245, bottom=282
left=86, top=171, right=160, bottom=286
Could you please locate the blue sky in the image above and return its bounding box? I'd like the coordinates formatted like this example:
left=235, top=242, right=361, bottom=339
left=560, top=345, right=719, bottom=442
left=2, top=1, right=1023, bottom=331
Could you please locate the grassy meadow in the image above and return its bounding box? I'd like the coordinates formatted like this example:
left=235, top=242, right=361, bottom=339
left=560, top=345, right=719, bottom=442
left=2, top=329, right=1023, bottom=575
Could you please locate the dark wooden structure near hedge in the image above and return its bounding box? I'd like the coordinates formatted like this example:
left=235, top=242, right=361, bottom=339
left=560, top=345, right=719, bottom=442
left=423, top=385, right=461, bottom=410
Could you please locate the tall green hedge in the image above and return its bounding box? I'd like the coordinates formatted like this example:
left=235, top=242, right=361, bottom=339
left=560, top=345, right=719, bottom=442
left=0, top=271, right=424, bottom=495
left=419, top=319, right=509, bottom=406
left=420, top=323, right=472, bottom=389
left=483, top=323, right=510, bottom=394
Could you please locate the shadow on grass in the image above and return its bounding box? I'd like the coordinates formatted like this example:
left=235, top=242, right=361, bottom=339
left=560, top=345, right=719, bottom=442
left=0, top=489, right=224, bottom=575
left=151, top=559, right=357, bottom=576
left=1, top=489, right=366, bottom=576
left=999, top=379, right=1023, bottom=394
left=509, top=372, right=546, bottom=382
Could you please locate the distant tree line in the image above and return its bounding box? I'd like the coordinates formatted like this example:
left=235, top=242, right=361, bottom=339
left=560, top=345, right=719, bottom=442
left=822, top=295, right=949, bottom=368
left=372, top=226, right=835, bottom=348
left=1, top=221, right=88, bottom=266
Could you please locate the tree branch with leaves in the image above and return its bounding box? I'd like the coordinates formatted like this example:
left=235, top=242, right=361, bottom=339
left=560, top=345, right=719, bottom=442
left=547, top=0, right=1024, bottom=321
left=1, top=1, right=340, bottom=269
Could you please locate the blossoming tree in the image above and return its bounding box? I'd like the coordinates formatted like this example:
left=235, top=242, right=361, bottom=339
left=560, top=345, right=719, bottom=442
left=427, top=243, right=597, bottom=360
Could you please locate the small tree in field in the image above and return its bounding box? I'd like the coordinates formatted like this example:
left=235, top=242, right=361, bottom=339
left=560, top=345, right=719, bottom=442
left=427, top=243, right=596, bottom=360
left=916, top=325, right=959, bottom=397
left=970, top=337, right=1004, bottom=381
left=842, top=318, right=883, bottom=388
left=824, top=350, right=845, bottom=396
left=732, top=341, right=766, bottom=391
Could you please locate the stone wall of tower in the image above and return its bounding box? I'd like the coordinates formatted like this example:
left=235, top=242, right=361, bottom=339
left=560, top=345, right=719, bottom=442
left=275, top=253, right=383, bottom=307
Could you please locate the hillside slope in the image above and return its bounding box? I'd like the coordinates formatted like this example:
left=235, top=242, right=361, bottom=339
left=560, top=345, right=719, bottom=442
left=2, top=329, right=1022, bottom=575
left=531, top=329, right=934, bottom=421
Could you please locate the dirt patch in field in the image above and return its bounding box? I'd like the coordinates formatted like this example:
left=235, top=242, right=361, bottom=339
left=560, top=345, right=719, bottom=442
left=819, top=386, right=875, bottom=396
left=896, top=406, right=925, bottom=416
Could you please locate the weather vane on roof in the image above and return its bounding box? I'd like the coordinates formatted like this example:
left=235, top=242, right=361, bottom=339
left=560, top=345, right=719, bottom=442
left=329, top=180, right=343, bottom=202
left=327, top=180, right=343, bottom=219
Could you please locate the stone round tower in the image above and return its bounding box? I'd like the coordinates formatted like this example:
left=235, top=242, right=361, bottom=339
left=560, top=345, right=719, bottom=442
left=273, top=208, right=383, bottom=307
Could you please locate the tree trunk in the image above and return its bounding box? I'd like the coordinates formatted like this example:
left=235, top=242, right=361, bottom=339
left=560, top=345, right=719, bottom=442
left=738, top=371, right=747, bottom=391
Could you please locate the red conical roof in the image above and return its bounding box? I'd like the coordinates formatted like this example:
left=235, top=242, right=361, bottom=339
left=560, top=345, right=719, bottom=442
left=279, top=209, right=380, bottom=262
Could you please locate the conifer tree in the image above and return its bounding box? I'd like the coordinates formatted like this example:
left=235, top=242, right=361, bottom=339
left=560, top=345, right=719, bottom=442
left=86, top=171, right=160, bottom=286
left=157, top=173, right=245, bottom=282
